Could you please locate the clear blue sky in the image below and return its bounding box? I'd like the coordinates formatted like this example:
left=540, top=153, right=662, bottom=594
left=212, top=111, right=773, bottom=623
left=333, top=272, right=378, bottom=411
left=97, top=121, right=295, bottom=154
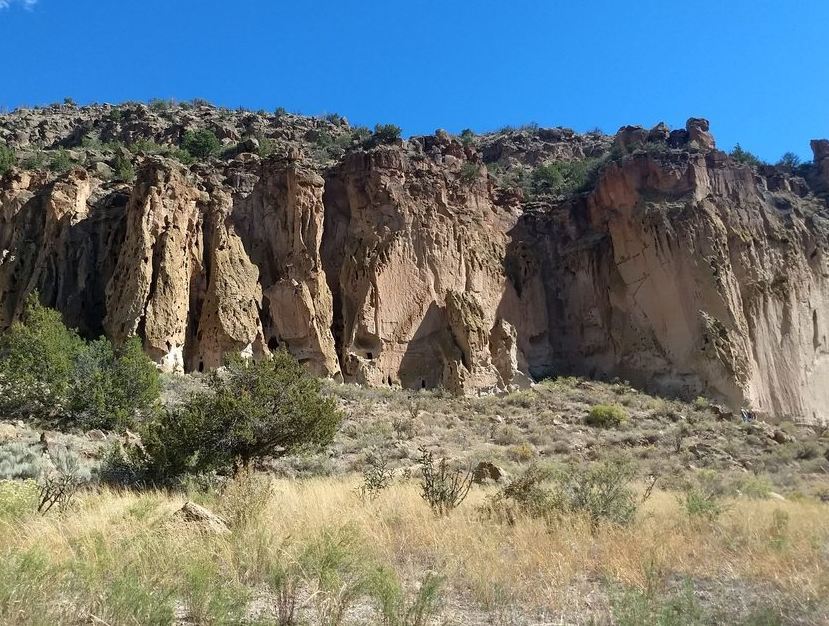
left=2, top=0, right=827, bottom=161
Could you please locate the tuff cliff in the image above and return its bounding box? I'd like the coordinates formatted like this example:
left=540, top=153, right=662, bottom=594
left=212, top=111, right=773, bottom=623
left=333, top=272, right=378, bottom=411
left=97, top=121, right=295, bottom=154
left=1, top=103, right=828, bottom=422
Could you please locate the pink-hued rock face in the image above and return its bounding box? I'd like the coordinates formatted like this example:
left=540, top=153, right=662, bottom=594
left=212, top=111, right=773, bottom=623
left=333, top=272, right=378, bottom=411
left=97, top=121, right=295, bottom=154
left=2, top=106, right=829, bottom=422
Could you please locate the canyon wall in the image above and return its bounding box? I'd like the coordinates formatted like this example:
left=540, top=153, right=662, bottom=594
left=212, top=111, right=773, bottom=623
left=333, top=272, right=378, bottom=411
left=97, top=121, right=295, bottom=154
left=2, top=105, right=828, bottom=422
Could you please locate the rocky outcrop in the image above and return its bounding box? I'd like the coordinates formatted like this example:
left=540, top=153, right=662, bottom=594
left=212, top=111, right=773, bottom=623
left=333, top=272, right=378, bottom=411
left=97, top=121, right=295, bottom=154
left=505, top=148, right=829, bottom=422
left=231, top=159, right=339, bottom=378
left=2, top=104, right=829, bottom=422
left=321, top=139, right=522, bottom=393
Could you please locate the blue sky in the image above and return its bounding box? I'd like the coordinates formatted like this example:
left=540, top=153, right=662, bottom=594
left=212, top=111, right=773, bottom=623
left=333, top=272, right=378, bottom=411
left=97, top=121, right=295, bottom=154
left=1, top=0, right=827, bottom=161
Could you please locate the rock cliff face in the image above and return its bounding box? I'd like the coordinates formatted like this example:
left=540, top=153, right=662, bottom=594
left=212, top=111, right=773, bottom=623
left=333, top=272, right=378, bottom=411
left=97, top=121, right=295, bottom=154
left=2, top=104, right=828, bottom=422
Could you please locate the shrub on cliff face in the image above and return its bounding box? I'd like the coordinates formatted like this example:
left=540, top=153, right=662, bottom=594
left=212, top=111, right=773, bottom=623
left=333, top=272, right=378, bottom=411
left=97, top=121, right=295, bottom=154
left=0, top=142, right=16, bottom=175
left=112, top=152, right=135, bottom=182
left=531, top=158, right=604, bottom=197
left=0, top=295, right=160, bottom=428
left=48, top=149, right=74, bottom=173
left=372, top=124, right=402, bottom=145
left=730, top=144, right=762, bottom=167
left=181, top=129, right=221, bottom=159
left=138, top=351, right=342, bottom=481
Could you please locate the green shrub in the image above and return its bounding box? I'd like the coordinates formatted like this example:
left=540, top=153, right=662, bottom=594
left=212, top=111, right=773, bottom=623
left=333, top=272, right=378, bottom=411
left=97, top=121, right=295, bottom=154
left=459, top=128, right=475, bottom=147
left=36, top=447, right=90, bottom=514
left=531, top=157, right=604, bottom=197
left=49, top=148, right=74, bottom=173
left=0, top=142, right=15, bottom=175
left=585, top=404, right=628, bottom=428
left=482, top=460, right=638, bottom=528
left=734, top=474, right=772, bottom=499
left=564, top=459, right=638, bottom=528
left=680, top=486, right=723, bottom=522
left=68, top=336, right=160, bottom=430
left=612, top=579, right=707, bottom=626
left=148, top=98, right=173, bottom=112
left=21, top=152, right=47, bottom=170
left=300, top=525, right=373, bottom=625
left=730, top=144, right=762, bottom=166
left=480, top=464, right=563, bottom=524
left=257, top=136, right=277, bottom=158
left=777, top=152, right=801, bottom=169
left=181, top=129, right=221, bottom=159
left=368, top=567, right=445, bottom=626
left=0, top=296, right=160, bottom=429
left=113, top=152, right=135, bottom=182
left=358, top=451, right=396, bottom=501
left=0, top=294, right=85, bottom=418
left=372, top=124, right=402, bottom=145
left=459, top=162, right=479, bottom=184
left=138, top=351, right=342, bottom=480
left=129, top=139, right=194, bottom=165
left=691, top=396, right=709, bottom=411
left=351, top=126, right=373, bottom=143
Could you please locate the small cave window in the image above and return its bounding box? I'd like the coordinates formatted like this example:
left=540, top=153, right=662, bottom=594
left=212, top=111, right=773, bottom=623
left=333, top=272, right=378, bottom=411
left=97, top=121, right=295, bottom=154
left=267, top=337, right=279, bottom=351
left=198, top=361, right=204, bottom=373
left=421, top=379, right=426, bottom=389
left=367, top=351, right=373, bottom=360
left=387, top=375, right=393, bottom=386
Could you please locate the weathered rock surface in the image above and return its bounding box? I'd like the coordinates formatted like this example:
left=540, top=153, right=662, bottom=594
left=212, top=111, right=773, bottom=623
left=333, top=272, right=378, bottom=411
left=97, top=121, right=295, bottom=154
left=174, top=502, right=230, bottom=535
left=2, top=105, right=829, bottom=422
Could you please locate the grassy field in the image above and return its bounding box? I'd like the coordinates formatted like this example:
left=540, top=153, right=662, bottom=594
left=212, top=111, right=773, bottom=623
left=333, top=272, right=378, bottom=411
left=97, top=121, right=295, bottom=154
left=1, top=376, right=829, bottom=624
left=1, top=474, right=828, bottom=625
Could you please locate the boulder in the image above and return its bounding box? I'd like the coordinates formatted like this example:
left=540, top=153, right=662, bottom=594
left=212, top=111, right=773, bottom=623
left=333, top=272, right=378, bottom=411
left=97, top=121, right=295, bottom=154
left=174, top=502, right=230, bottom=535
left=647, top=122, right=670, bottom=143
left=686, top=118, right=715, bottom=150
left=810, top=139, right=829, bottom=162
left=614, top=125, right=648, bottom=150
left=86, top=429, right=107, bottom=441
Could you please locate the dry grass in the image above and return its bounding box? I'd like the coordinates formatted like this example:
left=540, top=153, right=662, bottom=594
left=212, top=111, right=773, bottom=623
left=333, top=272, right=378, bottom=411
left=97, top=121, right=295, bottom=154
left=1, top=476, right=827, bottom=624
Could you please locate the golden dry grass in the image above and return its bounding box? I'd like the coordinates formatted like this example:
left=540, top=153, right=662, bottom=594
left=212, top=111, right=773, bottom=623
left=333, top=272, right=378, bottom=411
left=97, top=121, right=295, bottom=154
left=1, top=476, right=827, bottom=624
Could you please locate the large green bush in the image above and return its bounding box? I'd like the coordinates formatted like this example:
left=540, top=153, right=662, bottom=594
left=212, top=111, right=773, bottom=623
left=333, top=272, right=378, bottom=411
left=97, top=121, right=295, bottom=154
left=181, top=129, right=221, bottom=159
left=138, top=351, right=342, bottom=480
left=0, top=295, right=85, bottom=418
left=0, top=295, right=160, bottom=428
left=69, top=336, right=161, bottom=430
